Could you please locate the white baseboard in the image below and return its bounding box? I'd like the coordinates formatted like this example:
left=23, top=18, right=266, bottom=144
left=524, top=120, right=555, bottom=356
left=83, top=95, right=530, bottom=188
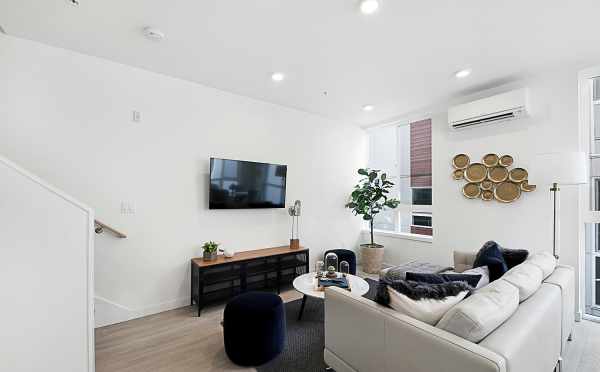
left=129, top=296, right=190, bottom=320
left=94, top=295, right=190, bottom=328
left=94, top=296, right=132, bottom=328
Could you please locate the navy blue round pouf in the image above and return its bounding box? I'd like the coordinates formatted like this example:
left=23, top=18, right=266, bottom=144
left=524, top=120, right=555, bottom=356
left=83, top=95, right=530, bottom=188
left=223, top=292, right=286, bottom=366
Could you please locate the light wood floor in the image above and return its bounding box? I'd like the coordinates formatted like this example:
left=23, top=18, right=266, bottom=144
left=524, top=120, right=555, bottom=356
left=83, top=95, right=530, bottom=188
left=95, top=289, right=302, bottom=372
left=96, top=290, right=600, bottom=372
left=563, top=318, right=600, bottom=372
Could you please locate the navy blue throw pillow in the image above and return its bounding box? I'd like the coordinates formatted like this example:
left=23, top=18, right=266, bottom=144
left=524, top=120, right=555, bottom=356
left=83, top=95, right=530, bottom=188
left=473, top=241, right=508, bottom=281
left=405, top=272, right=482, bottom=288
left=501, top=248, right=529, bottom=270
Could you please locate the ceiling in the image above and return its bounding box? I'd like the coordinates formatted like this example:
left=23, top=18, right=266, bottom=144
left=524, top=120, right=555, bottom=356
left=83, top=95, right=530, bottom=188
left=2, top=0, right=600, bottom=126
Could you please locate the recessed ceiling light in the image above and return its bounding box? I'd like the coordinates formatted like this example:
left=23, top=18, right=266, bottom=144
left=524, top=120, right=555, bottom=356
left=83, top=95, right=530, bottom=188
left=271, top=72, right=285, bottom=82
left=143, top=27, right=165, bottom=41
left=455, top=68, right=472, bottom=79
left=360, top=0, right=379, bottom=15
left=362, top=104, right=375, bottom=112
left=66, top=0, right=79, bottom=6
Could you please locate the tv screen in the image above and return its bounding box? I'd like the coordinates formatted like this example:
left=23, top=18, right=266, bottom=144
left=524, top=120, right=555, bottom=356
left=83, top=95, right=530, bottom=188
left=209, top=158, right=287, bottom=209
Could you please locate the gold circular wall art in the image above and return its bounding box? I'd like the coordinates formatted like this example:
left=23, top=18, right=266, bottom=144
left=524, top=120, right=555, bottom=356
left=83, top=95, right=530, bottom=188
left=481, top=190, right=494, bottom=201
left=463, top=183, right=482, bottom=199
left=509, top=168, right=528, bottom=183
left=494, top=181, right=521, bottom=203
left=464, top=163, right=487, bottom=182
left=488, top=166, right=509, bottom=183
left=452, top=169, right=464, bottom=180
left=451, top=153, right=535, bottom=203
left=481, top=180, right=493, bottom=190
left=499, top=155, right=514, bottom=167
left=520, top=181, right=537, bottom=192
left=482, top=153, right=499, bottom=167
left=452, top=154, right=470, bottom=169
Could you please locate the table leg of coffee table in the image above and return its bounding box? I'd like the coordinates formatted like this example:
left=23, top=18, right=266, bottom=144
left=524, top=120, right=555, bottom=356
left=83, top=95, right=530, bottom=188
left=297, top=295, right=307, bottom=320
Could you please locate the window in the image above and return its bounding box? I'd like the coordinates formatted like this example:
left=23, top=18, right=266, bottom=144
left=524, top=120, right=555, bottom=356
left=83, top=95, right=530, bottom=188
left=583, top=72, right=600, bottom=319
left=367, top=119, right=432, bottom=237
left=412, top=188, right=432, bottom=205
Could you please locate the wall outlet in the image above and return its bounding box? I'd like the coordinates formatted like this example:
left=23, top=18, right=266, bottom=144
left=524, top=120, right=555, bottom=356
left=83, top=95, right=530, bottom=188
left=120, top=202, right=135, bottom=215
left=132, top=110, right=141, bottom=122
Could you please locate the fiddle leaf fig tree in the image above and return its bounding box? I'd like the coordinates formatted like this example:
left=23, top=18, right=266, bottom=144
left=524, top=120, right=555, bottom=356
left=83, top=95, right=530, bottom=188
left=345, top=168, right=400, bottom=247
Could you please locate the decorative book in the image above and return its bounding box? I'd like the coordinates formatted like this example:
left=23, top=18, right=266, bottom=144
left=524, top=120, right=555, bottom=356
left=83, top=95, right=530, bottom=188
left=318, top=277, right=350, bottom=291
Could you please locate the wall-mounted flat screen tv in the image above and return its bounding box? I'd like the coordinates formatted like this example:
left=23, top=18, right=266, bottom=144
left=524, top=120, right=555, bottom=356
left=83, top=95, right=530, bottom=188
left=209, top=158, right=287, bottom=209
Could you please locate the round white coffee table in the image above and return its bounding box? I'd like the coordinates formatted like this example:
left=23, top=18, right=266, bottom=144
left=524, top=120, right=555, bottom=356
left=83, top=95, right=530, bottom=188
left=292, top=272, right=370, bottom=320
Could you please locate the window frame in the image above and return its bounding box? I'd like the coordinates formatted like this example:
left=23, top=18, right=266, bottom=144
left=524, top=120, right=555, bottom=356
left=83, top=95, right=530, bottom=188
left=364, top=118, right=433, bottom=243
left=579, top=66, right=600, bottom=322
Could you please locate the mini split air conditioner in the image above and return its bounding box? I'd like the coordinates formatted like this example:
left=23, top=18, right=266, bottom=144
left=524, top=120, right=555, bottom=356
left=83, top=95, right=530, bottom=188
left=448, top=88, right=529, bottom=129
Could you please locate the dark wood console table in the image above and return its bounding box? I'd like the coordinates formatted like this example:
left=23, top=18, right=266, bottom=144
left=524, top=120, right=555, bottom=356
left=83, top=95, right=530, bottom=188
left=191, top=246, right=309, bottom=316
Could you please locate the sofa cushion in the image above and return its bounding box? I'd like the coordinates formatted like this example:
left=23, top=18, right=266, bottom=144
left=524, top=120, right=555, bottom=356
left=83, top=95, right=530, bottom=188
left=526, top=252, right=557, bottom=279
left=501, top=248, right=529, bottom=269
left=473, top=241, right=508, bottom=281
left=405, top=272, right=482, bottom=288
left=453, top=251, right=476, bottom=273
left=479, top=284, right=562, bottom=372
left=436, top=279, right=519, bottom=343
left=387, top=286, right=469, bottom=325
left=501, top=262, right=543, bottom=302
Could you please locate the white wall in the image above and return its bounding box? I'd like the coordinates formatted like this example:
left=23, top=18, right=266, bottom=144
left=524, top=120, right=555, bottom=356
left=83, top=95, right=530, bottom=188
left=0, top=156, right=94, bottom=372
left=0, top=34, right=366, bottom=325
left=368, top=68, right=583, bottom=310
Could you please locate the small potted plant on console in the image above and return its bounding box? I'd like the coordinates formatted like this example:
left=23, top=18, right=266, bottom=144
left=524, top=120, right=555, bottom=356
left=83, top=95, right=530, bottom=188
left=202, top=241, right=219, bottom=261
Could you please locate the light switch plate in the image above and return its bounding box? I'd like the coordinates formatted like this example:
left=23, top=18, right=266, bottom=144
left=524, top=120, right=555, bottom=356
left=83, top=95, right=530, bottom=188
left=120, top=202, right=135, bottom=215
left=132, top=110, right=141, bottom=122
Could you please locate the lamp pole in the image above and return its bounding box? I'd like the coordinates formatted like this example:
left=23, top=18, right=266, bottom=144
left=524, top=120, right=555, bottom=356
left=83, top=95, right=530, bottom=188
left=551, top=182, right=560, bottom=260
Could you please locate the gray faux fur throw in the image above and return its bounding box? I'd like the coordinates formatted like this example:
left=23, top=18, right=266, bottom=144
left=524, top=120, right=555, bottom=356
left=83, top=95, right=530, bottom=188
left=375, top=279, right=472, bottom=306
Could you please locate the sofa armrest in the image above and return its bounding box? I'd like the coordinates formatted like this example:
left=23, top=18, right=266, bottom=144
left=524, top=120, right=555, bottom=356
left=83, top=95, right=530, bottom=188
left=543, top=265, right=575, bottom=353
left=324, top=287, right=506, bottom=372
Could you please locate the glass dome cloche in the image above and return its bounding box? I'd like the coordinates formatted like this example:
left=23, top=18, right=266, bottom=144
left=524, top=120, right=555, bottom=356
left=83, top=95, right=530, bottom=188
left=324, top=252, right=339, bottom=272
left=340, top=260, right=350, bottom=276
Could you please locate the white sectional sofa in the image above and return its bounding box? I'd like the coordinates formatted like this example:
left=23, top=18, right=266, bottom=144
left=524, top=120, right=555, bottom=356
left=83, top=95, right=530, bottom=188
left=324, top=254, right=574, bottom=372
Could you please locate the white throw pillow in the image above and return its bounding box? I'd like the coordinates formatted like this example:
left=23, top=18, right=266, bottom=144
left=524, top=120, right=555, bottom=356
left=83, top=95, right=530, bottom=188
left=526, top=252, right=557, bottom=279
left=436, top=279, right=519, bottom=343
left=462, top=266, right=490, bottom=290
left=387, top=287, right=469, bottom=325
left=443, top=266, right=490, bottom=290
left=501, top=262, right=543, bottom=302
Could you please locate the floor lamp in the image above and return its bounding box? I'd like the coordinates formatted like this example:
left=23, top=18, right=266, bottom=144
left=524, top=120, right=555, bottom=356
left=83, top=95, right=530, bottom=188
left=536, top=152, right=588, bottom=260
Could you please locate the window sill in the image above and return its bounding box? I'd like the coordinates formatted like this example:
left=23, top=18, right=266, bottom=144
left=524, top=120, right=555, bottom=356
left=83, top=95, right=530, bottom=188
left=361, top=229, right=433, bottom=243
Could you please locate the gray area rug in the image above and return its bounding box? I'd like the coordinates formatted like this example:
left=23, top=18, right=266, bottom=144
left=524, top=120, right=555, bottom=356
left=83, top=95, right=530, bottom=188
left=257, top=278, right=378, bottom=372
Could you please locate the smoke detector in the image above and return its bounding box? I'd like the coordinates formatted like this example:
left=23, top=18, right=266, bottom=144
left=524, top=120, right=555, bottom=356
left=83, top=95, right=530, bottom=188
left=143, top=27, right=165, bottom=41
